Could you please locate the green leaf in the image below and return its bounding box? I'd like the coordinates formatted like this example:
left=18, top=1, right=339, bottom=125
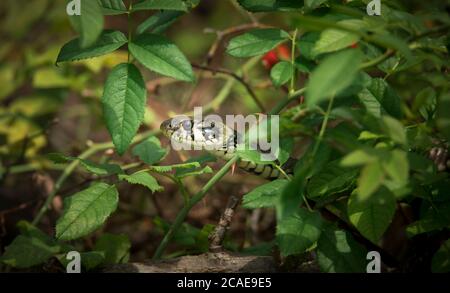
left=102, top=63, right=146, bottom=155
left=119, top=170, right=163, bottom=193
left=270, top=61, right=293, bottom=87
left=98, top=0, right=127, bottom=15
left=132, top=0, right=188, bottom=12
left=340, top=149, right=377, bottom=167
left=348, top=187, right=396, bottom=243
left=437, top=93, right=450, bottom=141
left=357, top=161, right=384, bottom=200
left=69, top=0, right=104, bottom=48
left=382, top=150, right=409, bottom=186
left=0, top=235, right=60, bottom=268
left=306, top=48, right=363, bottom=106
left=382, top=116, right=407, bottom=145
left=47, top=153, right=123, bottom=176
left=129, top=33, right=194, bottom=82
left=136, top=11, right=184, bottom=35
left=307, top=160, right=358, bottom=199
left=132, top=136, right=168, bottom=165
left=316, top=225, right=367, bottom=273
left=174, top=154, right=216, bottom=177
left=432, top=239, right=450, bottom=273
left=16, top=221, right=57, bottom=247
left=357, top=78, right=402, bottom=119
left=242, top=179, right=288, bottom=209
left=226, top=28, right=290, bottom=58
left=406, top=203, right=450, bottom=237
left=56, top=30, right=127, bottom=63
left=312, top=19, right=363, bottom=56
left=55, top=183, right=119, bottom=241
left=237, top=0, right=303, bottom=12
left=276, top=208, right=323, bottom=256
left=94, top=233, right=131, bottom=264
left=297, top=32, right=320, bottom=60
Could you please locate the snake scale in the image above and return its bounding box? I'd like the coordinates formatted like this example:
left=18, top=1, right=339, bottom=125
left=160, top=117, right=297, bottom=180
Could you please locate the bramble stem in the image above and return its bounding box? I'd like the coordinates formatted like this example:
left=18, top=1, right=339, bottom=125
left=152, top=156, right=239, bottom=259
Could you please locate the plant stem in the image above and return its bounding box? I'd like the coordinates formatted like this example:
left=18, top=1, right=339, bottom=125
left=127, top=1, right=133, bottom=63
left=312, top=95, right=335, bottom=157
left=269, top=87, right=306, bottom=115
left=289, top=29, right=298, bottom=94
left=152, top=156, right=239, bottom=259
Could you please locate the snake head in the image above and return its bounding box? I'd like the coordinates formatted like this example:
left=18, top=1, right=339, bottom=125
left=160, top=116, right=234, bottom=150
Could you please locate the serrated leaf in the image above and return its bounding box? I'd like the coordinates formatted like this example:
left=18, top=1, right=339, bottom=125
left=69, top=0, right=104, bottom=48
left=56, top=183, right=119, bottom=241
left=242, top=179, right=288, bottom=209
left=307, top=160, right=358, bottom=199
left=306, top=49, right=363, bottom=106
left=432, top=239, right=450, bottom=273
left=270, top=61, right=293, bottom=87
left=174, top=154, right=216, bottom=177
left=119, top=171, right=163, bottom=193
left=316, top=226, right=366, bottom=273
left=358, top=78, right=402, bottom=119
left=313, top=20, right=363, bottom=56
left=237, top=0, right=303, bottom=12
left=276, top=208, right=323, bottom=256
left=132, top=0, right=188, bottom=12
left=348, top=187, right=396, bottom=243
left=56, top=30, right=127, bottom=63
left=102, top=63, right=146, bottom=155
left=136, top=10, right=184, bottom=35
left=132, top=136, right=168, bottom=165
left=0, top=235, right=60, bottom=268
left=94, top=233, right=130, bottom=264
left=129, top=33, right=194, bottom=82
left=98, top=0, right=127, bottom=15
left=226, top=29, right=290, bottom=58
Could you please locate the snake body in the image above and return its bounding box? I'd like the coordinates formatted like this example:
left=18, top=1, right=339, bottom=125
left=160, top=117, right=297, bottom=180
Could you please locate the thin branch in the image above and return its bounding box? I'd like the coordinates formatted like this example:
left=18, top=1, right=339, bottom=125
left=209, top=195, right=240, bottom=252
left=191, top=63, right=266, bottom=112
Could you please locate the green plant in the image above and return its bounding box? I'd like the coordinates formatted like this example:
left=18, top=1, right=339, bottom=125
left=1, top=0, right=449, bottom=273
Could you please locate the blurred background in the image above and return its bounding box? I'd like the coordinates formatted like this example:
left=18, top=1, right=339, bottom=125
left=0, top=0, right=296, bottom=261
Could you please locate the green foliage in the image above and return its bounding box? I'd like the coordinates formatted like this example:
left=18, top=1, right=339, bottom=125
left=276, top=208, right=323, bottom=256
left=102, top=63, right=146, bottom=155
left=56, top=183, right=119, bottom=240
left=129, top=33, right=195, bottom=82
left=226, top=29, right=290, bottom=57
left=69, top=0, right=104, bottom=48
left=306, top=48, right=363, bottom=106
left=56, top=30, right=127, bottom=63
left=119, top=170, right=163, bottom=193
left=2, top=0, right=449, bottom=273
left=132, top=136, right=168, bottom=165
left=242, top=179, right=288, bottom=209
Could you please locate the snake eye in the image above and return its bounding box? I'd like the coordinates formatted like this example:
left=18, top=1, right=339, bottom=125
left=181, top=120, right=192, bottom=130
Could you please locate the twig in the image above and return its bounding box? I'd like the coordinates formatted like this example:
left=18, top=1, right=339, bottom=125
left=209, top=196, right=240, bottom=252
left=191, top=63, right=266, bottom=112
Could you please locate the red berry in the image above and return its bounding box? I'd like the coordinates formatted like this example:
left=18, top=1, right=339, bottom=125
left=262, top=50, right=279, bottom=69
